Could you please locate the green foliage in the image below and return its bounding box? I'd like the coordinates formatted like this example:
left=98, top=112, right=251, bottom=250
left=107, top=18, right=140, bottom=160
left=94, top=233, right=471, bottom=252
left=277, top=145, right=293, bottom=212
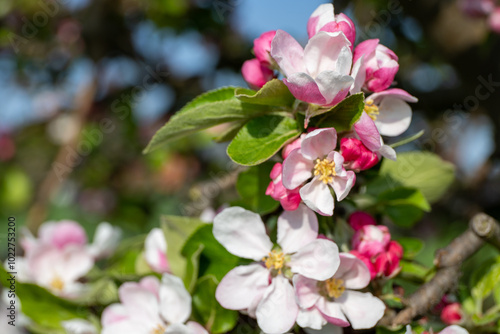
left=380, top=151, right=455, bottom=203
left=377, top=187, right=430, bottom=227
left=469, top=256, right=500, bottom=323
left=73, top=278, right=119, bottom=306
left=227, top=114, right=300, bottom=166
left=235, top=79, right=296, bottom=107
left=192, top=275, right=238, bottom=334
left=399, top=260, right=430, bottom=283
left=397, top=237, right=425, bottom=260
left=308, top=93, right=365, bottom=131
left=234, top=161, right=280, bottom=214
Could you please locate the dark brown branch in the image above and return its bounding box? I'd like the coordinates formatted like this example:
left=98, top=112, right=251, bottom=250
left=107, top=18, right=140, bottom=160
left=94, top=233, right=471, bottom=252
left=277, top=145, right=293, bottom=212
left=391, top=213, right=500, bottom=326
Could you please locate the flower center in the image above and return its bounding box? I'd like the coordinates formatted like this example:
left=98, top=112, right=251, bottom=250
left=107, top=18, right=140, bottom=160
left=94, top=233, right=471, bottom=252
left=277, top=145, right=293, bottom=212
left=50, top=276, right=65, bottom=291
left=263, top=250, right=285, bottom=274
left=323, top=278, right=345, bottom=299
left=314, top=158, right=336, bottom=184
left=364, top=99, right=380, bottom=121
left=151, top=324, right=166, bottom=334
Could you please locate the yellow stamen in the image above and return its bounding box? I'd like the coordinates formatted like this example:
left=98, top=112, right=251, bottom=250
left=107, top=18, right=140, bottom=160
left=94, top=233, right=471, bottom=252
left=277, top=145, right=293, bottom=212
left=263, top=250, right=285, bottom=274
left=314, top=158, right=336, bottom=184
left=324, top=278, right=345, bottom=299
left=364, top=99, right=380, bottom=121
left=151, top=324, right=166, bottom=334
left=50, top=276, right=65, bottom=291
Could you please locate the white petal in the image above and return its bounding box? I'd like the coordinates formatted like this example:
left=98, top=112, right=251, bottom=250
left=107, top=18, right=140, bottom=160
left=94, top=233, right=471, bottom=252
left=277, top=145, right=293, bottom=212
left=301, top=128, right=337, bottom=161
left=88, top=222, right=121, bottom=259
left=277, top=204, right=318, bottom=254
left=337, top=291, right=385, bottom=329
left=375, top=97, right=412, bottom=137
left=331, top=171, right=355, bottom=202
left=256, top=276, right=298, bottom=334
left=144, top=228, right=169, bottom=273
left=289, top=239, right=340, bottom=281
left=166, top=324, right=192, bottom=334
left=59, top=247, right=94, bottom=283
left=350, top=56, right=366, bottom=94
left=334, top=253, right=371, bottom=290
left=270, top=30, right=306, bottom=77
left=315, top=71, right=353, bottom=106
left=61, top=319, right=98, bottom=334
left=378, top=143, right=397, bottom=161
left=159, top=273, right=192, bottom=324
left=282, top=149, right=314, bottom=190
left=213, top=207, right=272, bottom=260
left=215, top=264, right=270, bottom=310
left=293, top=274, right=321, bottom=309
left=119, top=282, right=161, bottom=325
left=315, top=298, right=349, bottom=326
left=296, top=308, right=327, bottom=330
left=304, top=31, right=351, bottom=78
left=440, top=326, right=470, bottom=334
left=300, top=178, right=334, bottom=216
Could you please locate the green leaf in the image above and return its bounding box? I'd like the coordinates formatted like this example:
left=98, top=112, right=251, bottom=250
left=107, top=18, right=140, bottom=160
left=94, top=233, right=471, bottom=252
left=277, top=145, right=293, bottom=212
left=161, top=216, right=206, bottom=278
left=235, top=79, right=296, bottom=107
left=181, top=224, right=239, bottom=281
left=471, top=258, right=500, bottom=304
left=380, top=151, right=455, bottom=203
left=184, top=244, right=204, bottom=293
left=0, top=266, right=88, bottom=330
left=177, top=86, right=241, bottom=115
left=399, top=260, right=429, bottom=283
left=234, top=161, right=280, bottom=214
left=308, top=93, right=365, bottom=131
left=144, top=88, right=274, bottom=152
left=377, top=187, right=430, bottom=227
left=192, top=275, right=238, bottom=334
left=227, top=114, right=300, bottom=166
left=72, top=278, right=118, bottom=306
left=213, top=120, right=247, bottom=143
left=396, top=237, right=425, bottom=260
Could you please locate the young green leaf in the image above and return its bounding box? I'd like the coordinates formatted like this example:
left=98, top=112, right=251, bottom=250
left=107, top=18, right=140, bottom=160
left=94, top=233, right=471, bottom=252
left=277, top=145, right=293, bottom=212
left=235, top=79, right=295, bottom=107
left=377, top=187, right=430, bottom=227
left=308, top=92, right=365, bottom=131
left=396, top=237, right=425, bottom=259
left=227, top=114, right=300, bottom=166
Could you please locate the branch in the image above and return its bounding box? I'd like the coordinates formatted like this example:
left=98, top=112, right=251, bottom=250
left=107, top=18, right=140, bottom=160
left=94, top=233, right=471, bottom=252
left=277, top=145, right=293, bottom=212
left=391, top=213, right=500, bottom=326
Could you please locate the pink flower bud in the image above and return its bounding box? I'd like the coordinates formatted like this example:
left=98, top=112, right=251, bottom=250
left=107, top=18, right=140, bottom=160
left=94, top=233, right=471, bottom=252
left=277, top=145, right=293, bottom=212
left=488, top=8, right=500, bottom=33
left=441, top=303, right=463, bottom=325
left=348, top=211, right=376, bottom=231
left=282, top=136, right=303, bottom=159
left=350, top=250, right=377, bottom=279
left=265, top=163, right=301, bottom=211
left=307, top=4, right=356, bottom=47
left=241, top=58, right=275, bottom=90
left=253, top=31, right=276, bottom=66
left=353, top=39, right=399, bottom=92
left=341, top=137, right=379, bottom=171
left=373, top=241, right=403, bottom=278
left=352, top=225, right=391, bottom=258
left=460, top=0, right=494, bottom=17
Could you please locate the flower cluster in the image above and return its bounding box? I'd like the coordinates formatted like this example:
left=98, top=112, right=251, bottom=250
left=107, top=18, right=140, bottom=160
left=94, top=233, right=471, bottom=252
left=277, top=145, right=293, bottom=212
left=213, top=205, right=385, bottom=334
left=348, top=212, right=403, bottom=279
left=251, top=4, right=417, bottom=216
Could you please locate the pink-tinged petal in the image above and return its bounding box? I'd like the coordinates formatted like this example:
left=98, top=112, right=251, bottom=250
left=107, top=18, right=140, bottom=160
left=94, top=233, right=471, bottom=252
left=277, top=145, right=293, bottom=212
left=331, top=171, right=355, bottom=201
left=350, top=250, right=377, bottom=280
left=215, top=264, right=270, bottom=310
left=282, top=135, right=304, bottom=159
left=138, top=276, right=161, bottom=296
left=119, top=283, right=161, bottom=324
left=353, top=39, right=379, bottom=65
left=241, top=59, right=275, bottom=90
left=88, top=222, right=121, bottom=259
left=334, top=253, right=371, bottom=290
left=375, top=97, right=412, bottom=136
left=315, top=71, right=353, bottom=105
left=186, top=322, right=209, bottom=334
left=293, top=274, right=321, bottom=309
left=333, top=14, right=356, bottom=46
left=316, top=298, right=350, bottom=327
left=269, top=162, right=282, bottom=180
left=439, top=325, right=470, bottom=334
left=441, top=303, right=463, bottom=325
left=352, top=225, right=390, bottom=258
left=159, top=274, right=192, bottom=324
left=213, top=207, right=272, bottom=260
left=270, top=30, right=306, bottom=76
left=337, top=290, right=385, bottom=329
left=367, top=64, right=399, bottom=92
left=300, top=177, right=334, bottom=216
left=348, top=211, right=376, bottom=231
left=256, top=276, right=299, bottom=334
left=489, top=8, right=500, bottom=33
left=282, top=149, right=314, bottom=189
left=301, top=128, right=338, bottom=161
left=350, top=56, right=366, bottom=94
left=102, top=304, right=128, bottom=326
left=62, top=319, right=98, bottom=334
left=290, top=239, right=340, bottom=280
left=39, top=220, right=87, bottom=249
left=304, top=32, right=352, bottom=78
left=284, top=73, right=326, bottom=105
left=277, top=204, right=318, bottom=253
left=58, top=247, right=94, bottom=283
left=145, top=228, right=169, bottom=274
left=368, top=88, right=418, bottom=104
left=307, top=4, right=335, bottom=38
left=340, top=138, right=379, bottom=171
left=354, top=112, right=382, bottom=152
left=254, top=31, right=276, bottom=65
left=330, top=151, right=345, bottom=176
left=296, top=308, right=327, bottom=330
left=378, top=143, right=397, bottom=161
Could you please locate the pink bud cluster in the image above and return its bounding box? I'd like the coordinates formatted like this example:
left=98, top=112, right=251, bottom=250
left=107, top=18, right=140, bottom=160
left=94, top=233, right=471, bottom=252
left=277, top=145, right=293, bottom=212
left=241, top=31, right=277, bottom=89
left=348, top=212, right=403, bottom=279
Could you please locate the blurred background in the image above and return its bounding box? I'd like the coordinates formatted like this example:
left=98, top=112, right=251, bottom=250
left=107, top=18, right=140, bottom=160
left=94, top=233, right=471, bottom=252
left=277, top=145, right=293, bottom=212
left=0, top=0, right=499, bottom=274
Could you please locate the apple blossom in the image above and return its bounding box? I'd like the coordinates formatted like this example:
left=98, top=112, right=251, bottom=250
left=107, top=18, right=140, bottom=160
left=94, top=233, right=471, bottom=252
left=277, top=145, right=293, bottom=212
left=242, top=58, right=275, bottom=90
left=102, top=274, right=207, bottom=334
left=213, top=205, right=340, bottom=334
left=340, top=138, right=379, bottom=171
left=266, top=163, right=301, bottom=211
left=271, top=29, right=354, bottom=106
left=253, top=31, right=277, bottom=66
left=353, top=39, right=399, bottom=92
left=282, top=128, right=356, bottom=216
left=294, top=253, right=385, bottom=330
left=489, top=8, right=500, bottom=33
left=441, top=303, right=463, bottom=325
left=307, top=3, right=356, bottom=47
left=353, top=111, right=397, bottom=161
left=144, top=228, right=170, bottom=273
left=352, top=224, right=391, bottom=258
